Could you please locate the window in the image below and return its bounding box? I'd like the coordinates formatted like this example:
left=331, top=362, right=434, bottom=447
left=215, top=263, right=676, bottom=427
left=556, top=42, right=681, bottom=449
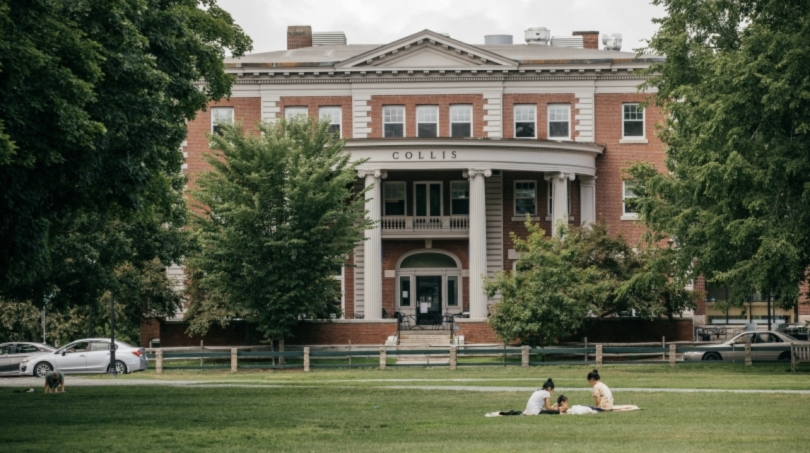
left=89, top=341, right=113, bottom=352
left=623, top=181, right=638, bottom=216
left=515, top=181, right=537, bottom=215
left=447, top=276, right=459, bottom=306
left=15, top=344, right=41, bottom=354
left=285, top=106, right=308, bottom=120
left=211, top=108, right=234, bottom=135
left=399, top=276, right=411, bottom=307
left=0, top=344, right=11, bottom=355
left=548, top=104, right=570, bottom=139
left=514, top=105, right=536, bottom=138
left=450, top=105, right=472, bottom=138
left=319, top=107, right=341, bottom=136
left=546, top=181, right=572, bottom=218
left=450, top=181, right=469, bottom=215
left=623, top=104, right=644, bottom=137
left=383, top=106, right=405, bottom=137
left=414, top=182, right=442, bottom=217
left=384, top=182, right=406, bottom=216
left=416, top=106, right=438, bottom=138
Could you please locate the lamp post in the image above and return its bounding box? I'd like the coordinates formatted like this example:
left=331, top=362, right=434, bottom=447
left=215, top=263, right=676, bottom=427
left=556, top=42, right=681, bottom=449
left=107, top=292, right=116, bottom=375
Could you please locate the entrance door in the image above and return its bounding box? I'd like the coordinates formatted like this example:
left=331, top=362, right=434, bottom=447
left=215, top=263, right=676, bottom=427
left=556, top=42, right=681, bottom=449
left=416, top=276, right=442, bottom=325
left=415, top=183, right=442, bottom=228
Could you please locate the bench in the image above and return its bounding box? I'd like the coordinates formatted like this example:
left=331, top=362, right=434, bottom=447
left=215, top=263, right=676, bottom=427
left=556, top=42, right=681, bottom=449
left=790, top=344, right=810, bottom=372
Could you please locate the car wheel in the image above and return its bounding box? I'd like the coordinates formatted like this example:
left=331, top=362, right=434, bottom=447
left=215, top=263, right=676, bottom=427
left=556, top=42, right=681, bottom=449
left=114, top=360, right=127, bottom=375
left=778, top=352, right=791, bottom=362
left=702, top=352, right=722, bottom=361
left=34, top=362, right=53, bottom=377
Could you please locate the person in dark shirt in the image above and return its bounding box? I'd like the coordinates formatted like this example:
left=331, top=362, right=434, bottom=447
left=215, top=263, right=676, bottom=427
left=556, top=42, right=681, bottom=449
left=44, top=370, right=65, bottom=393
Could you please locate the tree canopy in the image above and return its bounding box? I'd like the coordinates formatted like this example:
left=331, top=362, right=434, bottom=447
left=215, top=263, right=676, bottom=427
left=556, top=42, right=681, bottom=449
left=485, top=221, right=696, bottom=346
left=0, top=0, right=251, bottom=297
left=187, top=118, right=372, bottom=342
left=628, top=0, right=810, bottom=310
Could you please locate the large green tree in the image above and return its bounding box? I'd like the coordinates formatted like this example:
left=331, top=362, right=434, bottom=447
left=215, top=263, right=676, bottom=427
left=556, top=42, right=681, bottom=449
left=0, top=0, right=251, bottom=297
left=628, top=0, right=810, bottom=311
left=187, top=119, right=372, bottom=343
left=486, top=221, right=696, bottom=346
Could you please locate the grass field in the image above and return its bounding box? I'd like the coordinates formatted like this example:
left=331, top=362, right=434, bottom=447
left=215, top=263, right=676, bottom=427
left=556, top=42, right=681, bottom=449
left=3, top=364, right=810, bottom=452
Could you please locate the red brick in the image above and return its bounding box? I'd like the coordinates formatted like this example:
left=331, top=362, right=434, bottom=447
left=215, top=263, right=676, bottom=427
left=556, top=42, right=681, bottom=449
left=368, top=94, right=486, bottom=138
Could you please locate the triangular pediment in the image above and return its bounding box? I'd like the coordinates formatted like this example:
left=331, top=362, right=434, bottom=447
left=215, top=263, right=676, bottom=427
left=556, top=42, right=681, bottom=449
left=336, top=29, right=518, bottom=70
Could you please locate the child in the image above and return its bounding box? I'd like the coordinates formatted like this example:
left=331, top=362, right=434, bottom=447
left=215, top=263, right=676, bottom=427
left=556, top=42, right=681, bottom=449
left=44, top=370, right=65, bottom=394
left=587, top=369, right=613, bottom=411
left=556, top=395, right=599, bottom=415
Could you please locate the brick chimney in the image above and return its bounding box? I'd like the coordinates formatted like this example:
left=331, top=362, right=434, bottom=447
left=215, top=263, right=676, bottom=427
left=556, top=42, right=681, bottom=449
left=573, top=31, right=599, bottom=49
left=287, top=25, right=312, bottom=50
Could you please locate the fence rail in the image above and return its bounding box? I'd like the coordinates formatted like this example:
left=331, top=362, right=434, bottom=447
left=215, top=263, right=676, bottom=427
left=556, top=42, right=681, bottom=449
left=148, top=342, right=804, bottom=373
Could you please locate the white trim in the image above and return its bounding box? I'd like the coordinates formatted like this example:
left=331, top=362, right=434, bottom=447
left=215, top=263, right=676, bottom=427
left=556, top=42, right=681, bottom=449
left=284, top=106, right=308, bottom=119
left=413, top=181, right=443, bottom=217
left=619, top=138, right=648, bottom=144
left=514, top=180, right=537, bottom=217
left=383, top=105, right=406, bottom=138
left=449, top=104, right=473, bottom=138
left=547, top=104, right=571, bottom=140
left=513, top=104, right=537, bottom=139
left=620, top=214, right=639, bottom=221
left=394, top=248, right=464, bottom=315
left=319, top=106, right=343, bottom=138
left=622, top=103, right=645, bottom=139
left=622, top=180, right=638, bottom=219
left=395, top=248, right=462, bottom=269
left=383, top=181, right=407, bottom=216
left=210, top=107, right=234, bottom=134
left=416, top=105, right=439, bottom=138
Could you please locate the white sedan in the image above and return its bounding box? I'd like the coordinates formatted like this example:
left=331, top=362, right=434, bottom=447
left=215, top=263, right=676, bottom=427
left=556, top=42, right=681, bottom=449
left=683, top=331, right=810, bottom=362
left=19, top=338, right=148, bottom=377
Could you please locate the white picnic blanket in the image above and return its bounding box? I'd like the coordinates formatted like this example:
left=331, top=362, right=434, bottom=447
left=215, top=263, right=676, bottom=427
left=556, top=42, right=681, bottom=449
left=485, top=405, right=640, bottom=417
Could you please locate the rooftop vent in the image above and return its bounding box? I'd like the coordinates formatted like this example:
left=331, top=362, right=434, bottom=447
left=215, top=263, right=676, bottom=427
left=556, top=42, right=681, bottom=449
left=524, top=27, right=551, bottom=45
left=602, top=33, right=623, bottom=51
left=485, top=34, right=513, bottom=45
left=550, top=36, right=584, bottom=48
left=312, top=31, right=347, bottom=46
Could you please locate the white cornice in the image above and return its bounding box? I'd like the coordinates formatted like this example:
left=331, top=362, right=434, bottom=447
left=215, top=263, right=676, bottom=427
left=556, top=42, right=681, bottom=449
left=344, top=138, right=604, bottom=155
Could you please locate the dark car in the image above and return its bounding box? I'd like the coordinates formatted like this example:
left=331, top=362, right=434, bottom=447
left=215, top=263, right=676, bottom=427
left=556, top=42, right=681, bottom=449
left=0, top=342, right=56, bottom=376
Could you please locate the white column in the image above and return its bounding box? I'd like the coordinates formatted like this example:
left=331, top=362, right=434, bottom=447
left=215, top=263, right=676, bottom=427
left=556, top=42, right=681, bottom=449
left=465, top=168, right=491, bottom=319
left=579, top=175, right=596, bottom=226
left=545, top=172, right=575, bottom=237
left=359, top=169, right=386, bottom=320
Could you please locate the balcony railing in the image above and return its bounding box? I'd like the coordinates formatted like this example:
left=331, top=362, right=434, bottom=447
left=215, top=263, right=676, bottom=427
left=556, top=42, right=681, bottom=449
left=381, top=216, right=469, bottom=237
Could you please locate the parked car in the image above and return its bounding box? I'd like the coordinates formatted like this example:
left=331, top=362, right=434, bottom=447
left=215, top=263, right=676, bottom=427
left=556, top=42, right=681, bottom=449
left=683, top=331, right=810, bottom=362
left=0, top=342, right=55, bottom=376
left=19, top=338, right=148, bottom=377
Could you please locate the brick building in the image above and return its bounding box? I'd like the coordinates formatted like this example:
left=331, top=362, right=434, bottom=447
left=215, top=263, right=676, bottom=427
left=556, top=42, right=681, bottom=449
left=146, top=25, right=802, bottom=347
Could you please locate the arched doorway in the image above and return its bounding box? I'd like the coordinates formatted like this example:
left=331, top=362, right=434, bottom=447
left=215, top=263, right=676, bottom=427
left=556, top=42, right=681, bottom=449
left=395, top=250, right=463, bottom=326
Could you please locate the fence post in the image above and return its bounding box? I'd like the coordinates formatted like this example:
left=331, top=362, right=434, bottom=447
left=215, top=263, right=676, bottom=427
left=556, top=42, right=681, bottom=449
left=596, top=344, right=602, bottom=369
left=304, top=347, right=310, bottom=372
left=156, top=350, right=163, bottom=374
left=521, top=345, right=529, bottom=368
left=379, top=347, right=387, bottom=370
left=662, top=336, right=666, bottom=361
left=669, top=344, right=676, bottom=367
left=230, top=348, right=237, bottom=373
left=200, top=340, right=204, bottom=366
left=745, top=338, right=752, bottom=366
left=584, top=337, right=588, bottom=362
left=279, top=338, right=285, bottom=366
left=791, top=343, right=796, bottom=373
left=450, top=346, right=457, bottom=371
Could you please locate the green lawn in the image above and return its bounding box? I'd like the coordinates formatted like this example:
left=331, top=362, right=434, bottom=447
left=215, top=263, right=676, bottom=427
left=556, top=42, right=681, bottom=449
left=4, top=365, right=810, bottom=452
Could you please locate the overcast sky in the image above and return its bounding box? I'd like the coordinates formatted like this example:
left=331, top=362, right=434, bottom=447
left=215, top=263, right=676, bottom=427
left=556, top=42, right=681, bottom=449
left=218, top=0, right=666, bottom=54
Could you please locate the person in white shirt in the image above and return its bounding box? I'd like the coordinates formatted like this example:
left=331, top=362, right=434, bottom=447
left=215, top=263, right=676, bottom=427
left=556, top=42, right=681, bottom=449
left=587, top=369, right=613, bottom=411
left=523, top=378, right=560, bottom=415
left=556, top=395, right=599, bottom=415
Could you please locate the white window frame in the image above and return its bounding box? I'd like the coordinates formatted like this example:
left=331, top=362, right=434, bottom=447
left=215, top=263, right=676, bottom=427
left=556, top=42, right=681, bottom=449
left=285, top=106, right=308, bottom=120
left=449, top=104, right=473, bottom=138
left=546, top=180, right=574, bottom=221
left=514, top=104, right=537, bottom=139
left=383, top=105, right=405, bottom=138
left=621, top=103, right=645, bottom=139
left=210, top=107, right=234, bottom=134
left=514, top=180, right=537, bottom=217
left=547, top=104, right=571, bottom=140
left=621, top=180, right=639, bottom=220
left=413, top=181, right=443, bottom=217
left=416, top=105, right=439, bottom=138
left=383, top=181, right=407, bottom=217
left=319, top=106, right=342, bottom=138
left=450, top=180, right=470, bottom=216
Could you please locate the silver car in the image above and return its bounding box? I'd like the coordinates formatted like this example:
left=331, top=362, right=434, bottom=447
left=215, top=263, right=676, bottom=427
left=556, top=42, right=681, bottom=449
left=0, top=342, right=55, bottom=376
left=683, top=330, right=809, bottom=362
left=19, top=338, right=148, bottom=377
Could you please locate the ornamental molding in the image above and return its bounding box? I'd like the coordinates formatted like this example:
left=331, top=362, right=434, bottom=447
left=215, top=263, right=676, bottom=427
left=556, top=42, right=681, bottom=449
left=343, top=138, right=604, bottom=155
left=357, top=169, right=388, bottom=180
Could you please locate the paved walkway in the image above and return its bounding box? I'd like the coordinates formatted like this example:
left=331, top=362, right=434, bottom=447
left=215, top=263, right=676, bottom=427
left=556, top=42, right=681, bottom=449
left=3, top=377, right=810, bottom=394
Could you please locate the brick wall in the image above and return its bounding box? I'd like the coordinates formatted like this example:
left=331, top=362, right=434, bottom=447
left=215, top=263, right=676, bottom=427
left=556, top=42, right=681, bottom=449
left=694, top=275, right=707, bottom=315
left=287, top=321, right=397, bottom=345
left=593, top=93, right=666, bottom=245
left=456, top=321, right=501, bottom=344
left=382, top=239, right=470, bottom=313
left=502, top=94, right=577, bottom=140
left=287, top=26, right=312, bottom=50
left=368, top=94, right=486, bottom=138
left=344, top=254, right=356, bottom=319
left=276, top=96, right=353, bottom=138
left=573, top=31, right=599, bottom=50
left=139, top=318, right=161, bottom=348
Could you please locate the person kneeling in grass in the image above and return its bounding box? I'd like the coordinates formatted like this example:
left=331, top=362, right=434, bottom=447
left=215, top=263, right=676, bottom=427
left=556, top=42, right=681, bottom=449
left=44, top=370, right=65, bottom=394
left=587, top=369, right=612, bottom=411
left=523, top=378, right=560, bottom=415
